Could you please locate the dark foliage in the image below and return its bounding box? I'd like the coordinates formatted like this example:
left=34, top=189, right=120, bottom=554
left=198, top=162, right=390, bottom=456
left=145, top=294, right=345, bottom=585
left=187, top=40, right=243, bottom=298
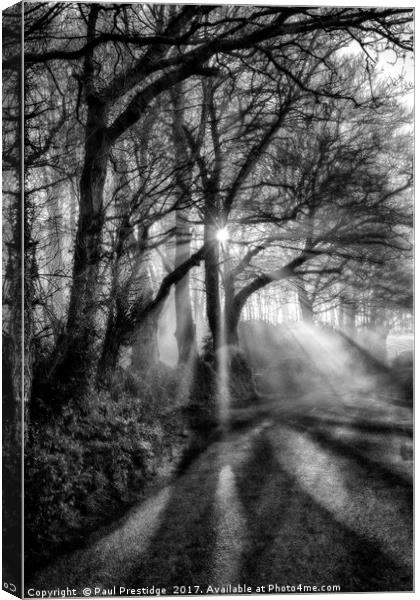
left=24, top=364, right=192, bottom=574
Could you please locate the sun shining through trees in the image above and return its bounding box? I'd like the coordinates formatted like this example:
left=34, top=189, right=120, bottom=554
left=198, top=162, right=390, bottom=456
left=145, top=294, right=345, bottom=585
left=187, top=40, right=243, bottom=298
left=216, top=227, right=229, bottom=244
left=2, top=3, right=413, bottom=594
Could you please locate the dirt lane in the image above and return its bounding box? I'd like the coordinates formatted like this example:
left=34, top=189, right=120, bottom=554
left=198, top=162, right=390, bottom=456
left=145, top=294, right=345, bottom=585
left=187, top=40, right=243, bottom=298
left=29, top=328, right=413, bottom=593
left=30, top=398, right=412, bottom=593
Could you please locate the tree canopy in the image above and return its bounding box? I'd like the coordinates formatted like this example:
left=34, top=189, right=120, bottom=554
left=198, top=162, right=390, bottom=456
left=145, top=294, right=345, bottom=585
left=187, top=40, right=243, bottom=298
left=2, top=2, right=413, bottom=408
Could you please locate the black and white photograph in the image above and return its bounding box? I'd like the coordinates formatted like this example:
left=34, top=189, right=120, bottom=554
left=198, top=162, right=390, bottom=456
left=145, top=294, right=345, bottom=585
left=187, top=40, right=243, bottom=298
left=2, top=2, right=414, bottom=597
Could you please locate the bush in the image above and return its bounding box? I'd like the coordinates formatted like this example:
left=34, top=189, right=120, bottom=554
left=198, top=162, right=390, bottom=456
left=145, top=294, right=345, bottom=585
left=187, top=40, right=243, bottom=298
left=25, top=339, right=259, bottom=574
left=25, top=363, right=190, bottom=574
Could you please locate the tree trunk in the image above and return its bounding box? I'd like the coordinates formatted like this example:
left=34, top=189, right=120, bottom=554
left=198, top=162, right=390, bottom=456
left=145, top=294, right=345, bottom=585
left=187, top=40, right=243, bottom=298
left=298, top=284, right=314, bottom=324
left=171, top=84, right=197, bottom=363
left=3, top=189, right=26, bottom=440
left=175, top=212, right=197, bottom=362
left=341, top=301, right=356, bottom=334
left=224, top=271, right=239, bottom=346
left=366, top=306, right=390, bottom=363
left=97, top=313, right=121, bottom=376
left=204, top=211, right=221, bottom=352
left=54, top=7, right=109, bottom=381
left=131, top=312, right=160, bottom=372
left=225, top=299, right=241, bottom=346
left=7, top=56, right=32, bottom=438
left=62, top=99, right=109, bottom=375
left=225, top=254, right=311, bottom=344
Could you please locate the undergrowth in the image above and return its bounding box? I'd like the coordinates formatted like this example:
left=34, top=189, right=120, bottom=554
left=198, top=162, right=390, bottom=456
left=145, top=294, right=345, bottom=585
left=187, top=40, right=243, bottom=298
left=25, top=364, right=190, bottom=574
left=24, top=340, right=259, bottom=576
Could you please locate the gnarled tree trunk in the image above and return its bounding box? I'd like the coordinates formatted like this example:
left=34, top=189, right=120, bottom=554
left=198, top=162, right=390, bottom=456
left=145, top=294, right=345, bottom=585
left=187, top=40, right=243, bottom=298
left=61, top=99, right=109, bottom=378
left=171, top=84, right=197, bottom=363
left=56, top=7, right=109, bottom=380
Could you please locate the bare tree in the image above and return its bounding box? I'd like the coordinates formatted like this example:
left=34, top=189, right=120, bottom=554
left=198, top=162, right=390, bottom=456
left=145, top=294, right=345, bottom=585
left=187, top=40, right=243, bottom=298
left=16, top=5, right=412, bottom=371
left=219, top=85, right=412, bottom=343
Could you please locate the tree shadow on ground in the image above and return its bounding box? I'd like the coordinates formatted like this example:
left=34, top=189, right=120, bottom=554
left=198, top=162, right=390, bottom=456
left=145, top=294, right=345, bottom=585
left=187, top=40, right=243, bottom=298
left=116, top=332, right=413, bottom=592
left=129, top=421, right=412, bottom=592
left=286, top=413, right=413, bottom=491
left=295, top=413, right=412, bottom=435
left=233, top=429, right=412, bottom=592
left=131, top=443, right=221, bottom=588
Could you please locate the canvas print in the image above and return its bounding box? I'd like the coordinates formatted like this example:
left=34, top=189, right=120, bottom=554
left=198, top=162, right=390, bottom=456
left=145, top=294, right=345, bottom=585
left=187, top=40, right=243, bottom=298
left=2, top=2, right=414, bottom=597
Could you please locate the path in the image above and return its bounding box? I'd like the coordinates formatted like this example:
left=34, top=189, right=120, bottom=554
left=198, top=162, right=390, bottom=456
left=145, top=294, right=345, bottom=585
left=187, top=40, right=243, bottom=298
left=29, top=326, right=413, bottom=594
